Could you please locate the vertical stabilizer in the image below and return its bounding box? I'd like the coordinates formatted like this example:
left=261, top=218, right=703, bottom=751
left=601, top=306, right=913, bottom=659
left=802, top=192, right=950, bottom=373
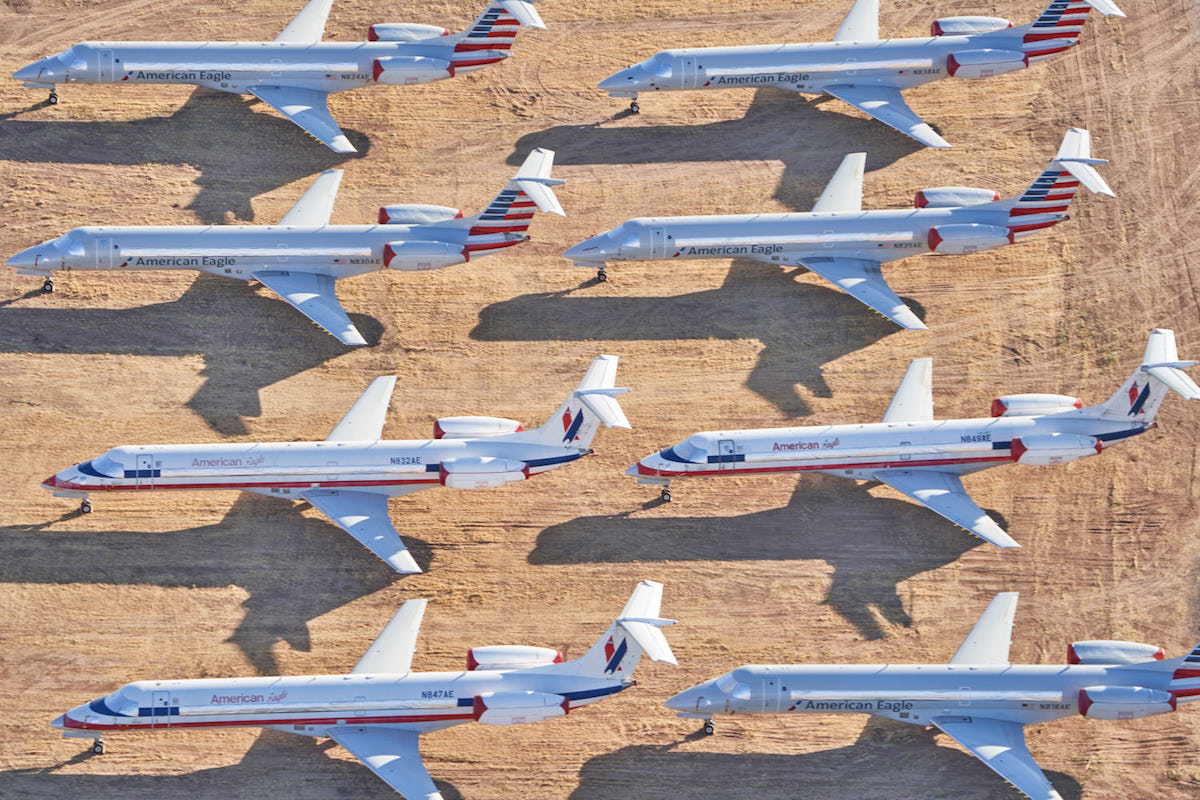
left=1085, top=329, right=1200, bottom=422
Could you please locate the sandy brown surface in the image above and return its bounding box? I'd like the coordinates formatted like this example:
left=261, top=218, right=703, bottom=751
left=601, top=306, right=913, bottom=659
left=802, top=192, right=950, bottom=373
left=3, top=0, right=1200, bottom=796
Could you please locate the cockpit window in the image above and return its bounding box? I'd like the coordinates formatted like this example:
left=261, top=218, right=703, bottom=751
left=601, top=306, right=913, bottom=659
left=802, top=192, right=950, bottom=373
left=675, top=438, right=707, bottom=462
left=92, top=450, right=123, bottom=476
left=644, top=52, right=673, bottom=76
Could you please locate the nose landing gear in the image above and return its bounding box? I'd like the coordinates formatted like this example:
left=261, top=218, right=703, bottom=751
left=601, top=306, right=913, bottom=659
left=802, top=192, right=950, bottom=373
left=702, top=720, right=714, bottom=735
left=629, top=101, right=639, bottom=114
left=41, top=278, right=54, bottom=294
left=597, top=268, right=608, bottom=283
left=660, top=488, right=671, bottom=503
left=80, top=499, right=92, bottom=514
left=91, top=738, right=104, bottom=754
left=48, top=90, right=58, bottom=105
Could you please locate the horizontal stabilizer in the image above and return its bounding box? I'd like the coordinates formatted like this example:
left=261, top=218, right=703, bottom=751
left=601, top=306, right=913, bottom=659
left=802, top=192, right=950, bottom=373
left=574, top=354, right=630, bottom=428
left=511, top=148, right=565, bottom=215
left=617, top=580, right=677, bottom=664
left=1083, top=0, right=1126, bottom=16
left=499, top=0, right=546, bottom=28
left=1052, top=128, right=1115, bottom=196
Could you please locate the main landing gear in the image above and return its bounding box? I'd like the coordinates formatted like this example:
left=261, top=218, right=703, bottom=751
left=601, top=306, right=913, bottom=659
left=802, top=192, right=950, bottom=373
left=660, top=488, right=671, bottom=503
left=80, top=499, right=92, bottom=514
left=596, top=268, right=608, bottom=283
left=48, top=90, right=58, bottom=105
left=41, top=278, right=54, bottom=294
left=91, top=738, right=104, bottom=755
left=702, top=720, right=714, bottom=735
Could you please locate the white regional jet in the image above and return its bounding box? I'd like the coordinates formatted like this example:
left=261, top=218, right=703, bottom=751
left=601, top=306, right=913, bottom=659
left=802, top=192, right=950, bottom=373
left=8, top=148, right=564, bottom=346
left=12, top=0, right=549, bottom=152
left=598, top=0, right=1123, bottom=147
left=666, top=592, right=1199, bottom=800
left=563, top=128, right=1111, bottom=330
left=629, top=329, right=1200, bottom=549
left=42, top=354, right=630, bottom=573
left=54, top=581, right=678, bottom=799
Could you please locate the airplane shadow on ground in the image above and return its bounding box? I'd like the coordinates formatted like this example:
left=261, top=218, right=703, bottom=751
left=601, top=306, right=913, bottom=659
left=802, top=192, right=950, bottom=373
left=0, top=493, right=411, bottom=674
left=472, top=259, right=922, bottom=417
left=569, top=718, right=1082, bottom=800
left=0, top=728, right=463, bottom=800
left=0, top=88, right=368, bottom=223
left=509, top=89, right=924, bottom=212
left=0, top=274, right=382, bottom=435
left=530, top=475, right=1004, bottom=639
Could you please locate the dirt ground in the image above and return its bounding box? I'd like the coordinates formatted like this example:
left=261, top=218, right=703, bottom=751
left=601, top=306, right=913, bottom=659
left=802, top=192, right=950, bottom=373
left=3, top=0, right=1200, bottom=796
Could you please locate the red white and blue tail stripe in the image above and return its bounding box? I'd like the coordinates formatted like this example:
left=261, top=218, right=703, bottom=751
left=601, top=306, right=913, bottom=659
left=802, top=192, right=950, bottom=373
left=464, top=184, right=539, bottom=258
left=1169, top=645, right=1200, bottom=702
left=451, top=0, right=545, bottom=72
left=1007, top=167, right=1080, bottom=235
left=1020, top=0, right=1125, bottom=59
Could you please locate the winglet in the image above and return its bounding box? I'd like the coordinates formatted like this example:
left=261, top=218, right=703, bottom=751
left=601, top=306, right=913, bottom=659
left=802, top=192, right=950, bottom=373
left=327, top=376, right=397, bottom=442
left=275, top=0, right=335, bottom=43
left=949, top=593, right=1019, bottom=665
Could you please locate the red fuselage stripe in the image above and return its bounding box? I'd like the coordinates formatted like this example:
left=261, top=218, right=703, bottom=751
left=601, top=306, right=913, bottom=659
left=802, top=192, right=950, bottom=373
left=638, top=454, right=1010, bottom=478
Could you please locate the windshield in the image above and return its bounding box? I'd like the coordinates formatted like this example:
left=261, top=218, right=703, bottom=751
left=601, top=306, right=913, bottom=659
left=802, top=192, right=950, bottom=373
left=674, top=437, right=707, bottom=462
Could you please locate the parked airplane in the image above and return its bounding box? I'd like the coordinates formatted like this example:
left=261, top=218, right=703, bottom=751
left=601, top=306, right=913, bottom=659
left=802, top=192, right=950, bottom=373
left=629, top=329, right=1200, bottom=549
left=666, top=592, right=1198, bottom=800
left=12, top=0, right=550, bottom=152
left=54, top=580, right=677, bottom=799
left=42, top=354, right=630, bottom=573
left=598, top=0, right=1123, bottom=147
left=8, top=148, right=564, bottom=346
left=563, top=128, right=1111, bottom=330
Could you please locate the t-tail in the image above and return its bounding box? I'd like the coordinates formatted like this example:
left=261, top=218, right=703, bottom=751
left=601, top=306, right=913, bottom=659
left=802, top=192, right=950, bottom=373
left=540, top=580, right=677, bottom=678
left=449, top=0, right=546, bottom=73
left=1083, top=328, right=1200, bottom=422
left=1004, top=128, right=1114, bottom=238
left=1014, top=0, right=1125, bottom=61
left=507, top=354, right=631, bottom=450
left=458, top=147, right=565, bottom=261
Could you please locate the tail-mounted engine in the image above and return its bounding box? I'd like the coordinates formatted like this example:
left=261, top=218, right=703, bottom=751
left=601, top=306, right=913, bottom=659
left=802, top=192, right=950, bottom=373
left=1079, top=685, right=1176, bottom=720
left=914, top=186, right=1000, bottom=208
left=472, top=691, right=569, bottom=726
left=931, top=16, right=1012, bottom=35
left=434, top=416, right=523, bottom=439
left=927, top=224, right=1012, bottom=254
left=947, top=49, right=1028, bottom=79
left=467, top=645, right=563, bottom=670
left=991, top=394, right=1082, bottom=417
left=372, top=56, right=454, bottom=85
left=368, top=23, right=449, bottom=41
left=1010, top=433, right=1101, bottom=465
left=383, top=240, right=464, bottom=270
left=1069, top=640, right=1165, bottom=665
left=379, top=204, right=462, bottom=225
left=439, top=457, right=528, bottom=489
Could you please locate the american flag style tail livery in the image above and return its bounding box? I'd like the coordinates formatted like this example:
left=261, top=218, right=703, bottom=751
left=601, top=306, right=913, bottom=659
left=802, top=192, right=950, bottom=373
left=1017, top=0, right=1125, bottom=60
left=1006, top=128, right=1114, bottom=238
left=461, top=147, right=564, bottom=261
left=1087, top=328, right=1200, bottom=422
left=451, top=0, right=545, bottom=73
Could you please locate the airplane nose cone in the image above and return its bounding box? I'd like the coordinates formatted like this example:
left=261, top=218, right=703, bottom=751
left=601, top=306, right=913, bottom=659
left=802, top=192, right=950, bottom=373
left=665, top=684, right=712, bottom=712
left=7, top=243, right=48, bottom=269
left=625, top=463, right=640, bottom=476
left=50, top=714, right=66, bottom=730
left=563, top=234, right=612, bottom=263
left=12, top=63, right=39, bottom=81
left=598, top=69, right=632, bottom=91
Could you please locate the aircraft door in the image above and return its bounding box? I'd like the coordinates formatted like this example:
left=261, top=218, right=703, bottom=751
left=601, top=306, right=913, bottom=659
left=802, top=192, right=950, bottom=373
left=135, top=453, right=155, bottom=488
left=899, top=441, right=911, bottom=461
left=96, top=237, right=113, bottom=269
left=98, top=50, right=115, bottom=81
left=681, top=57, right=698, bottom=88
left=762, top=677, right=786, bottom=712
left=718, top=439, right=736, bottom=472
left=150, top=691, right=171, bottom=727
left=649, top=227, right=668, bottom=259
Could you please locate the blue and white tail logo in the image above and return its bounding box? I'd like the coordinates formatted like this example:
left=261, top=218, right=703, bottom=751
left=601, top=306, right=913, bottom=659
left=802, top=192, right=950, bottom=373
left=1128, top=380, right=1151, bottom=415
left=561, top=408, right=585, bottom=443
left=603, top=635, right=627, bottom=674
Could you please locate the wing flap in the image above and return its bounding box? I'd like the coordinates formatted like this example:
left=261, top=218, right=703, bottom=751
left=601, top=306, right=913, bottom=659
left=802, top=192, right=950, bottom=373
left=933, top=717, right=1063, bottom=800
left=353, top=600, right=427, bottom=674
left=248, top=85, right=355, bottom=153
left=275, top=0, right=334, bottom=43
left=873, top=469, right=1018, bottom=548
left=795, top=257, right=926, bottom=330
left=253, top=270, right=365, bottom=346
left=949, top=593, right=1019, bottom=665
left=279, top=169, right=343, bottom=226
left=811, top=152, right=865, bottom=213
left=882, top=358, right=934, bottom=422
left=327, top=376, right=397, bottom=442
left=303, top=489, right=421, bottom=573
left=327, top=726, right=444, bottom=800
left=823, top=84, right=950, bottom=149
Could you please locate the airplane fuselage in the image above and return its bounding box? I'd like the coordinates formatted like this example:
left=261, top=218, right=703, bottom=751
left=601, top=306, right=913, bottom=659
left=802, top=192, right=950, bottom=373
left=631, top=410, right=1148, bottom=483
left=55, top=667, right=628, bottom=737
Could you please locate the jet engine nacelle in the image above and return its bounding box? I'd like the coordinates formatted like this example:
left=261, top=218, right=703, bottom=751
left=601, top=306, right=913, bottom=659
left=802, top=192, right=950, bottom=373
left=990, top=393, right=1082, bottom=417
left=927, top=224, right=1012, bottom=254
left=931, top=15, right=1013, bottom=35
left=378, top=204, right=463, bottom=225
left=914, top=186, right=1000, bottom=209
left=372, top=56, right=454, bottom=85
left=1068, top=640, right=1166, bottom=665
left=368, top=23, right=449, bottom=41
left=1010, top=433, right=1101, bottom=466
left=947, top=49, right=1029, bottom=79
left=467, top=645, right=563, bottom=671
left=434, top=416, right=523, bottom=439
left=439, top=457, right=528, bottom=490
left=472, top=691, right=569, bottom=726
left=1079, top=686, right=1176, bottom=720
left=383, top=240, right=464, bottom=270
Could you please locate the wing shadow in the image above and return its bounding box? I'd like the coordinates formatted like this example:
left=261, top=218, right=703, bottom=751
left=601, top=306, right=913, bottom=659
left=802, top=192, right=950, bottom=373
left=568, top=718, right=1082, bottom=800
left=1, top=728, right=463, bottom=800
left=471, top=259, right=921, bottom=417
left=508, top=88, right=923, bottom=211
left=0, top=274, right=382, bottom=435
left=0, top=493, right=413, bottom=674
left=0, top=88, right=369, bottom=223
left=530, top=475, right=998, bottom=639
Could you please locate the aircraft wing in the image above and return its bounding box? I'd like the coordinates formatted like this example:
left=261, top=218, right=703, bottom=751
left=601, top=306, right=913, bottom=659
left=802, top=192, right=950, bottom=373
left=822, top=84, right=950, bottom=149
left=327, top=375, right=397, bottom=442
left=811, top=152, right=865, bottom=213
left=793, top=256, right=927, bottom=330
left=327, top=726, right=444, bottom=800
left=252, top=269, right=366, bottom=346
left=279, top=169, right=343, bottom=226
left=275, top=0, right=334, bottom=43
left=302, top=489, right=422, bottom=573
left=248, top=85, right=356, bottom=153
left=833, top=0, right=879, bottom=42
left=872, top=469, right=1019, bottom=548
left=932, top=717, right=1063, bottom=800
left=949, top=592, right=1018, bottom=665
left=882, top=358, right=934, bottom=422
left=353, top=599, right=427, bottom=674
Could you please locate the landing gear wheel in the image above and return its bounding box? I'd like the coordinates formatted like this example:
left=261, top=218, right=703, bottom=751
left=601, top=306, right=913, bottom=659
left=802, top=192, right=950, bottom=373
left=48, top=91, right=59, bottom=105
left=80, top=499, right=92, bottom=514
left=91, top=739, right=104, bottom=755
left=629, top=101, right=639, bottom=114
left=41, top=279, right=54, bottom=294
left=702, top=721, right=714, bottom=735
left=660, top=489, right=671, bottom=503
left=597, top=268, right=608, bottom=283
